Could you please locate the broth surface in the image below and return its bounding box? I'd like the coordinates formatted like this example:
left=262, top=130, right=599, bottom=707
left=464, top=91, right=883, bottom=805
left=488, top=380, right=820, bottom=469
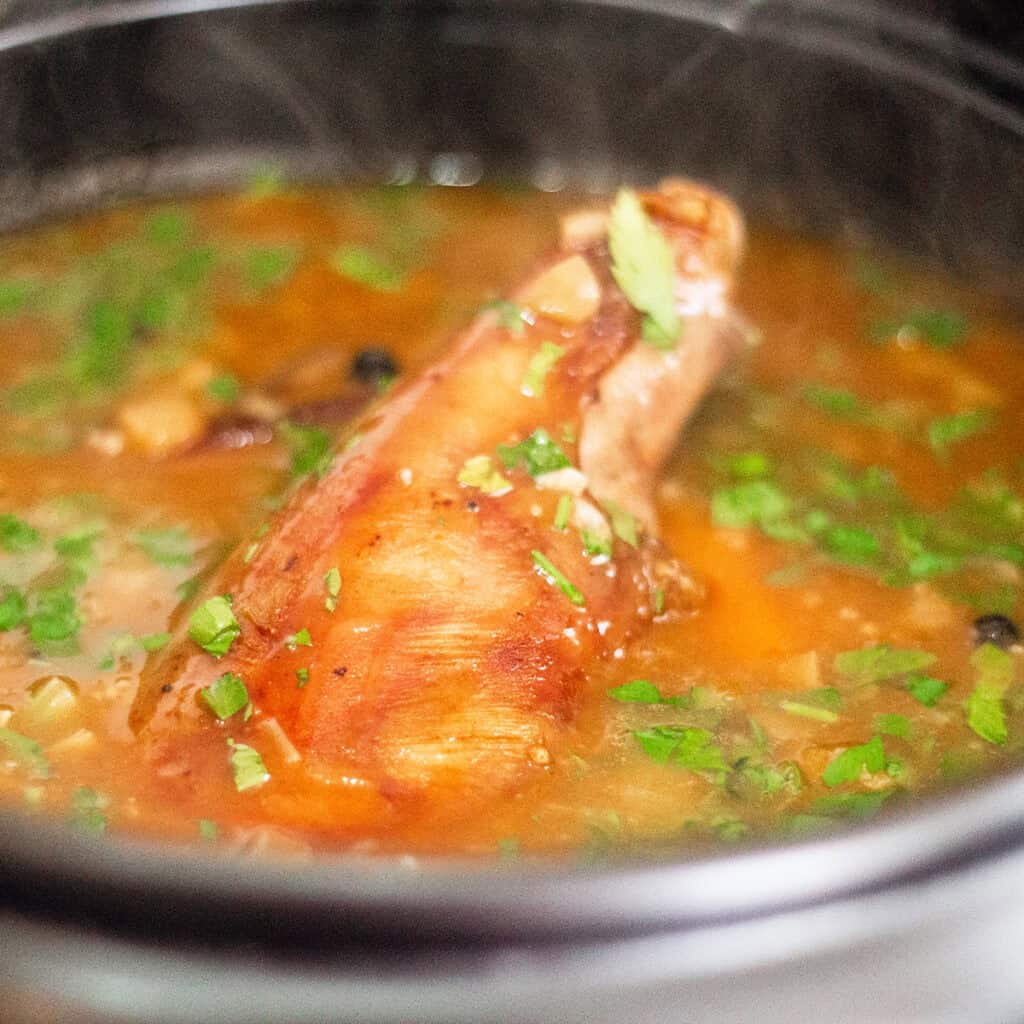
left=0, top=181, right=1021, bottom=859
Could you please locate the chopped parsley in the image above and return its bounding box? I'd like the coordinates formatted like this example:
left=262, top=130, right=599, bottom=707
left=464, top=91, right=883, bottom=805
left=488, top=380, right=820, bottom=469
left=200, top=672, right=249, bottom=720
left=285, top=627, right=312, bottom=650
left=906, top=673, right=948, bottom=707
left=711, top=480, right=791, bottom=531
left=869, top=308, right=967, bottom=349
left=497, top=429, right=571, bottom=477
left=608, top=188, right=679, bottom=348
left=928, top=409, right=993, bottom=455
left=457, top=455, right=512, bottom=496
left=633, top=726, right=727, bottom=780
left=243, top=246, right=299, bottom=292
left=0, top=586, right=26, bottom=631
left=608, top=679, right=692, bottom=705
left=833, top=645, right=937, bottom=684
left=28, top=587, right=81, bottom=647
left=966, top=643, right=1014, bottom=745
left=132, top=526, right=194, bottom=568
left=331, top=245, right=405, bottom=292
left=188, top=595, right=241, bottom=658
left=483, top=299, right=527, bottom=334
left=531, top=550, right=584, bottom=607
left=296, top=667, right=310, bottom=687
left=0, top=514, right=40, bottom=553
left=521, top=342, right=565, bottom=398
left=277, top=421, right=333, bottom=479
left=822, top=735, right=886, bottom=787
left=875, top=713, right=911, bottom=739
left=323, top=567, right=342, bottom=612
left=226, top=739, right=269, bottom=792
left=0, top=727, right=49, bottom=778
left=206, top=374, right=240, bottom=402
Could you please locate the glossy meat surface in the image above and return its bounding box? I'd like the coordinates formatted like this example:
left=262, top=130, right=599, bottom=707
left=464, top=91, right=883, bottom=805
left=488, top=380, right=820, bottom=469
left=131, top=181, right=747, bottom=812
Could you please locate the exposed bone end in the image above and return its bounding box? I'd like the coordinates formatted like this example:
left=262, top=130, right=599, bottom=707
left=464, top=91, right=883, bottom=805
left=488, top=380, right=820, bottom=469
left=517, top=254, right=602, bottom=325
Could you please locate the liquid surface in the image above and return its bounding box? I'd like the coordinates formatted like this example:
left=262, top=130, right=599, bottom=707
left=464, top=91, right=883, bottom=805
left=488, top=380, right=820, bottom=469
left=0, top=181, right=1021, bottom=860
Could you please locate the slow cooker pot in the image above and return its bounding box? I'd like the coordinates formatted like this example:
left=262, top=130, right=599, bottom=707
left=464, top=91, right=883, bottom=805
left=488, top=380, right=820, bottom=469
left=2, top=2, right=1024, bottom=1021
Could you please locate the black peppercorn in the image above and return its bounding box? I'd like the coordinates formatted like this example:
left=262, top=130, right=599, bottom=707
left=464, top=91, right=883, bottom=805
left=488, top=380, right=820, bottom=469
left=351, top=347, right=399, bottom=385
left=972, top=613, right=1020, bottom=649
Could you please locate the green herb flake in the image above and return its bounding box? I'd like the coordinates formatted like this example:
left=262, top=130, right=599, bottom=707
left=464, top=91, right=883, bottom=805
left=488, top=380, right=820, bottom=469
left=531, top=550, right=585, bottom=607
left=277, top=421, right=334, bottom=479
left=811, top=790, right=893, bottom=820
left=496, top=429, right=571, bottom=478
left=140, top=632, right=172, bottom=652
left=724, top=451, right=772, bottom=479
left=608, top=189, right=679, bottom=348
left=779, top=701, right=839, bottom=724
left=602, top=501, right=639, bottom=548
left=875, top=713, right=911, bottom=739
left=521, top=342, right=566, bottom=398
left=457, top=455, right=512, bottom=496
left=331, top=245, right=405, bottom=292
left=226, top=739, right=269, bottom=792
left=907, top=673, right=948, bottom=707
left=29, top=587, right=81, bottom=647
left=176, top=576, right=202, bottom=603
left=206, top=374, right=240, bottom=403
left=132, top=526, right=194, bottom=568
left=0, top=585, right=26, bottom=631
left=0, top=514, right=40, bottom=553
left=966, top=642, right=1014, bottom=745
left=633, top=726, right=727, bottom=779
left=608, top=679, right=690, bottom=706
left=324, top=567, right=342, bottom=612
left=69, top=786, right=109, bottom=834
left=285, top=627, right=313, bottom=651
left=188, top=595, right=241, bottom=658
left=928, top=409, right=993, bottom=454
left=554, top=494, right=573, bottom=531
left=483, top=299, right=527, bottom=335
left=200, top=672, right=249, bottom=720
left=870, top=308, right=967, bottom=349
left=198, top=818, right=219, bottom=842
left=0, top=279, right=35, bottom=317
left=144, top=208, right=191, bottom=245
left=580, top=530, right=612, bottom=559
left=243, top=246, right=299, bottom=292
left=0, top=727, right=49, bottom=779
left=296, top=667, right=310, bottom=688
left=833, top=645, right=937, bottom=684
left=822, top=735, right=886, bottom=787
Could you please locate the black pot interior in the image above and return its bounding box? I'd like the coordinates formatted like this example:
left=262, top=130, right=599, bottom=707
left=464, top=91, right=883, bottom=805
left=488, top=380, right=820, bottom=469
left=1, top=0, right=1024, bottom=949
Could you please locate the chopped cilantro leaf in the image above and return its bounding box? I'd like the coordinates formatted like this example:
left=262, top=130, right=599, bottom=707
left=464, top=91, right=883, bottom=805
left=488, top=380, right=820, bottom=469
left=711, top=480, right=791, bottom=530
left=332, top=245, right=405, bottom=291
left=633, top=726, right=727, bottom=779
left=188, top=595, right=240, bottom=658
left=833, top=645, right=937, bottom=684
left=531, top=550, right=585, bottom=607
left=200, top=672, right=249, bottom=720
left=822, top=524, right=880, bottom=564
left=144, top=208, right=191, bottom=245
left=0, top=514, right=40, bottom=553
left=497, top=429, right=571, bottom=477
left=870, top=308, right=967, bottom=349
left=243, top=246, right=299, bottom=292
left=176, top=576, right=202, bottom=603
left=966, top=643, right=1013, bottom=745
left=811, top=790, right=893, bottom=820
left=0, top=727, right=49, bottom=778
left=928, top=409, right=993, bottom=454
left=324, top=567, right=342, bottom=612
left=875, top=713, right=911, bottom=739
left=723, top=451, right=772, bottom=479
left=227, top=739, right=269, bottom=792
left=296, top=667, right=310, bottom=687
left=140, top=632, right=172, bottom=652
left=608, top=679, right=691, bottom=705
left=822, top=735, right=885, bottom=787
left=521, top=342, right=565, bottom=398
left=0, top=585, right=26, bottom=631
left=457, top=455, right=512, bottom=496
left=554, top=494, right=573, bottom=531
left=132, top=526, right=194, bottom=568
left=285, top=627, right=312, bottom=650
left=907, top=673, right=948, bottom=707
left=28, top=587, right=81, bottom=647
left=608, top=189, right=678, bottom=347
left=483, top=299, right=527, bottom=334
left=0, top=279, right=34, bottom=317
left=69, top=786, right=109, bottom=834
left=277, top=421, right=333, bottom=479
left=206, top=374, right=240, bottom=402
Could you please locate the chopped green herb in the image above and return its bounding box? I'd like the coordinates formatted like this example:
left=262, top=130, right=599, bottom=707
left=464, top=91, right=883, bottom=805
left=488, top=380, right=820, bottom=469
left=188, top=595, right=241, bottom=658
left=779, top=701, right=839, bottom=724
left=608, top=189, right=679, bottom=348
left=324, top=567, right=342, bottom=612
left=723, top=451, right=772, bottom=479
left=966, top=643, right=1014, bottom=745
left=0, top=585, right=26, bottom=631
left=869, top=308, right=967, bottom=349
left=906, top=673, right=948, bottom=707
left=243, top=246, right=299, bottom=292
left=198, top=818, right=219, bottom=842
left=822, top=524, right=880, bottom=564
left=482, top=299, right=527, bottom=334
left=711, top=480, right=791, bottom=531
left=332, top=245, right=405, bottom=291
left=69, top=786, right=109, bottom=834
left=833, top=645, right=937, bottom=684
left=0, top=279, right=34, bottom=317
left=132, top=526, right=194, bottom=568
left=0, top=727, right=49, bottom=778
left=602, top=501, right=639, bottom=548
left=277, top=421, right=334, bottom=479
left=608, top=679, right=691, bottom=706
left=457, top=455, right=512, bottom=496
left=200, top=672, right=249, bottom=720
left=497, top=429, right=571, bottom=477
left=811, top=790, right=893, bottom=820
left=521, top=342, right=565, bottom=398
left=140, top=632, right=172, bottom=652
left=531, top=550, right=585, bottom=607
left=226, top=739, right=269, bottom=792
left=653, top=586, right=665, bottom=615
left=206, top=374, right=240, bottom=402
left=29, top=587, right=81, bottom=647
left=633, top=726, right=727, bottom=779
left=144, top=208, right=191, bottom=245
left=286, top=627, right=312, bottom=650
left=928, top=409, right=993, bottom=454
left=0, top=514, right=40, bottom=553
left=581, top=530, right=612, bottom=559
left=176, top=576, right=202, bottom=603
left=875, top=713, right=911, bottom=739
left=554, top=494, right=573, bottom=531
left=296, top=667, right=310, bottom=687
left=822, top=735, right=885, bottom=787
